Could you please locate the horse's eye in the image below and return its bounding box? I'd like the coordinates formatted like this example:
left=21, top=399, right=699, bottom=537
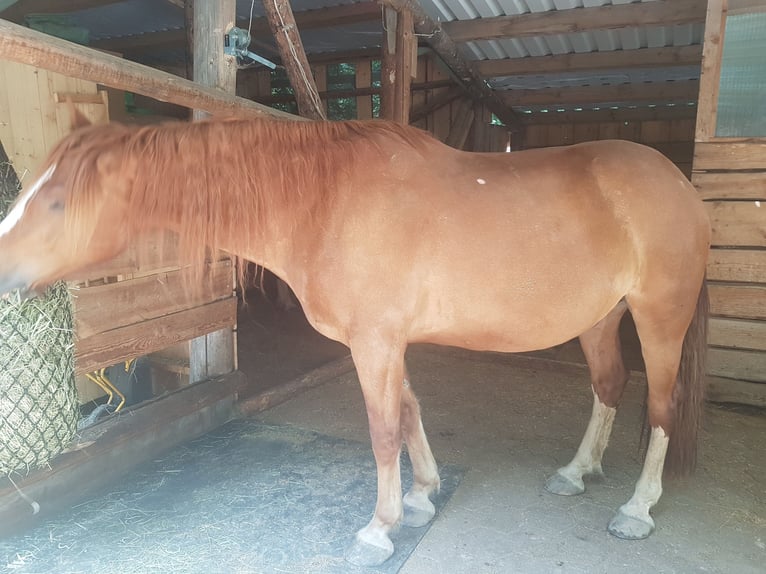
left=50, top=200, right=65, bottom=211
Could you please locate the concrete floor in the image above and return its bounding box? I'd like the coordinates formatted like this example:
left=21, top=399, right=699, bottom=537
left=255, top=345, right=766, bottom=574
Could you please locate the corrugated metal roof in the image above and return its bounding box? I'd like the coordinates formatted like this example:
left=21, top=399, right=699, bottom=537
left=61, top=0, right=702, bottom=112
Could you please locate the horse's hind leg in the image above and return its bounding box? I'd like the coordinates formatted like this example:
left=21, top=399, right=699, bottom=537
left=546, top=301, right=629, bottom=496
left=400, top=364, right=440, bottom=527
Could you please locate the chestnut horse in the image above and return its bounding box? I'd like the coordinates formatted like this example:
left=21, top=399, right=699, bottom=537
left=0, top=115, right=710, bottom=566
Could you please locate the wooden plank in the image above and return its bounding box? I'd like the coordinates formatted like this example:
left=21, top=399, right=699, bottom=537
left=381, top=6, right=397, bottom=122
left=90, top=2, right=381, bottom=53
left=355, top=59, right=373, bottom=120
left=706, top=201, right=766, bottom=247
left=476, top=45, right=703, bottom=78
left=75, top=297, right=237, bottom=375
left=238, top=355, right=354, bottom=417
left=695, top=0, right=727, bottom=142
left=707, top=375, right=766, bottom=407
left=263, top=0, right=326, bottom=120
left=503, top=80, right=700, bottom=107
left=74, top=231, right=181, bottom=279
left=73, top=262, right=233, bottom=339
left=381, top=0, right=520, bottom=130
left=188, top=0, right=237, bottom=383
left=0, top=19, right=296, bottom=120
left=694, top=171, right=766, bottom=200
left=710, top=317, right=766, bottom=351
left=442, top=0, right=706, bottom=43
left=520, top=105, right=698, bottom=125
left=0, top=59, right=48, bottom=178
left=640, top=120, right=672, bottom=144
left=707, top=248, right=766, bottom=283
left=445, top=99, right=475, bottom=150
left=393, top=7, right=415, bottom=125
left=708, top=347, right=766, bottom=382
left=709, top=283, right=766, bottom=320
left=0, top=371, right=245, bottom=537
left=694, top=141, right=766, bottom=170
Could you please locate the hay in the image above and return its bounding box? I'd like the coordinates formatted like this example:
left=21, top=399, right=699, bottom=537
left=0, top=152, right=79, bottom=475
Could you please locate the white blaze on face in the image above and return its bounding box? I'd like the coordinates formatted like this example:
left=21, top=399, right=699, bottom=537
left=0, top=164, right=56, bottom=238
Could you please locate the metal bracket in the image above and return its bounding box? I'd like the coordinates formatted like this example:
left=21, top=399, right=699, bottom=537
left=224, top=27, right=277, bottom=69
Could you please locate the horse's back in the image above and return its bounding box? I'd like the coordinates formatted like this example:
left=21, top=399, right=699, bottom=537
left=299, top=137, right=710, bottom=351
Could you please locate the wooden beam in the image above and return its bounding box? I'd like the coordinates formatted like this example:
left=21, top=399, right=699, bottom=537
left=695, top=0, right=727, bottom=142
left=0, top=18, right=296, bottom=119
left=476, top=45, right=703, bottom=78
left=503, top=80, right=700, bottom=107
left=263, top=0, right=326, bottom=120
left=380, top=0, right=520, bottom=130
left=90, top=2, right=381, bottom=54
left=257, top=79, right=453, bottom=104
left=410, top=86, right=462, bottom=124
left=0, top=372, right=245, bottom=537
left=445, top=99, right=475, bottom=149
left=381, top=6, right=397, bottom=121
left=519, top=104, right=698, bottom=125
left=0, top=0, right=124, bottom=23
left=442, top=0, right=707, bottom=43
left=389, top=7, right=415, bottom=124
left=188, top=0, right=237, bottom=383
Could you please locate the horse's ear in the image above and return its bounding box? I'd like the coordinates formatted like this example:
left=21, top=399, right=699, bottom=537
left=68, top=99, right=91, bottom=131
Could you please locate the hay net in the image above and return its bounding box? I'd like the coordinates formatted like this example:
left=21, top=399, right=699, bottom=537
left=0, top=151, right=79, bottom=476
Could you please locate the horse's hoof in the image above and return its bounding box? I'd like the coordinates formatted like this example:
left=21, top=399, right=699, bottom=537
left=344, top=531, right=394, bottom=567
left=607, top=511, right=655, bottom=540
left=402, top=491, right=436, bottom=528
left=545, top=471, right=585, bottom=496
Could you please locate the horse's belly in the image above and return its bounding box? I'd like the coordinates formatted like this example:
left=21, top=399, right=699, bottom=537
left=409, top=283, right=624, bottom=353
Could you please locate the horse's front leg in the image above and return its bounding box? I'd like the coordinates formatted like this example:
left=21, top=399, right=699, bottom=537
left=345, top=334, right=406, bottom=567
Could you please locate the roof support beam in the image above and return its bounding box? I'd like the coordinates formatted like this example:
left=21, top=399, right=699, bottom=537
left=263, top=0, right=326, bottom=120
left=503, top=80, right=700, bottom=107
left=0, top=0, right=124, bottom=23
left=518, top=105, right=698, bottom=125
left=443, top=0, right=707, bottom=43
left=90, top=2, right=381, bottom=54
left=0, top=18, right=295, bottom=119
left=477, top=45, right=703, bottom=78
left=380, top=0, right=520, bottom=129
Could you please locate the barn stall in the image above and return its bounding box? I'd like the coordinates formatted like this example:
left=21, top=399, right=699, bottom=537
left=0, top=1, right=763, bottom=573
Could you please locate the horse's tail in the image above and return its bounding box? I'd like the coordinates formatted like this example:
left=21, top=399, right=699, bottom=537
left=664, top=277, right=709, bottom=478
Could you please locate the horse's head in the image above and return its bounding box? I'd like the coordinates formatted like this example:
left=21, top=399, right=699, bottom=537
left=0, top=114, right=137, bottom=296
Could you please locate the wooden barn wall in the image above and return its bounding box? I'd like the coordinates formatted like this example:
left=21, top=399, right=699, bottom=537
left=239, top=54, right=509, bottom=153
left=687, top=0, right=766, bottom=403
left=0, top=60, right=235, bottom=402
left=693, top=142, right=766, bottom=388
left=522, top=118, right=696, bottom=179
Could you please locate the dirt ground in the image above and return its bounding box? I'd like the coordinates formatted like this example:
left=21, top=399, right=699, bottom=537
left=240, top=299, right=766, bottom=574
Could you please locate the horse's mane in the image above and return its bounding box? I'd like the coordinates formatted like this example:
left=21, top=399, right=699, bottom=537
left=44, top=117, right=434, bottom=278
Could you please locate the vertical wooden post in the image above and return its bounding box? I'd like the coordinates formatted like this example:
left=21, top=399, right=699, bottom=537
left=695, top=0, right=727, bottom=142
left=189, top=0, right=237, bottom=383
left=262, top=0, right=325, bottom=120
left=356, top=59, right=373, bottom=120
left=381, top=7, right=415, bottom=124
left=394, top=8, right=414, bottom=124
left=381, top=7, right=397, bottom=121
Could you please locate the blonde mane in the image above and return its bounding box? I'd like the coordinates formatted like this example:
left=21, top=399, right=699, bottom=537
left=44, top=117, right=434, bottom=276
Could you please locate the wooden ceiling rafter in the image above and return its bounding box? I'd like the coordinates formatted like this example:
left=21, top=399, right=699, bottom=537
left=477, top=45, right=703, bottom=78
left=0, top=0, right=124, bottom=22
left=89, top=1, right=381, bottom=53
left=503, top=79, right=700, bottom=107
left=517, top=104, right=698, bottom=125
left=442, top=0, right=707, bottom=43
left=380, top=0, right=520, bottom=130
